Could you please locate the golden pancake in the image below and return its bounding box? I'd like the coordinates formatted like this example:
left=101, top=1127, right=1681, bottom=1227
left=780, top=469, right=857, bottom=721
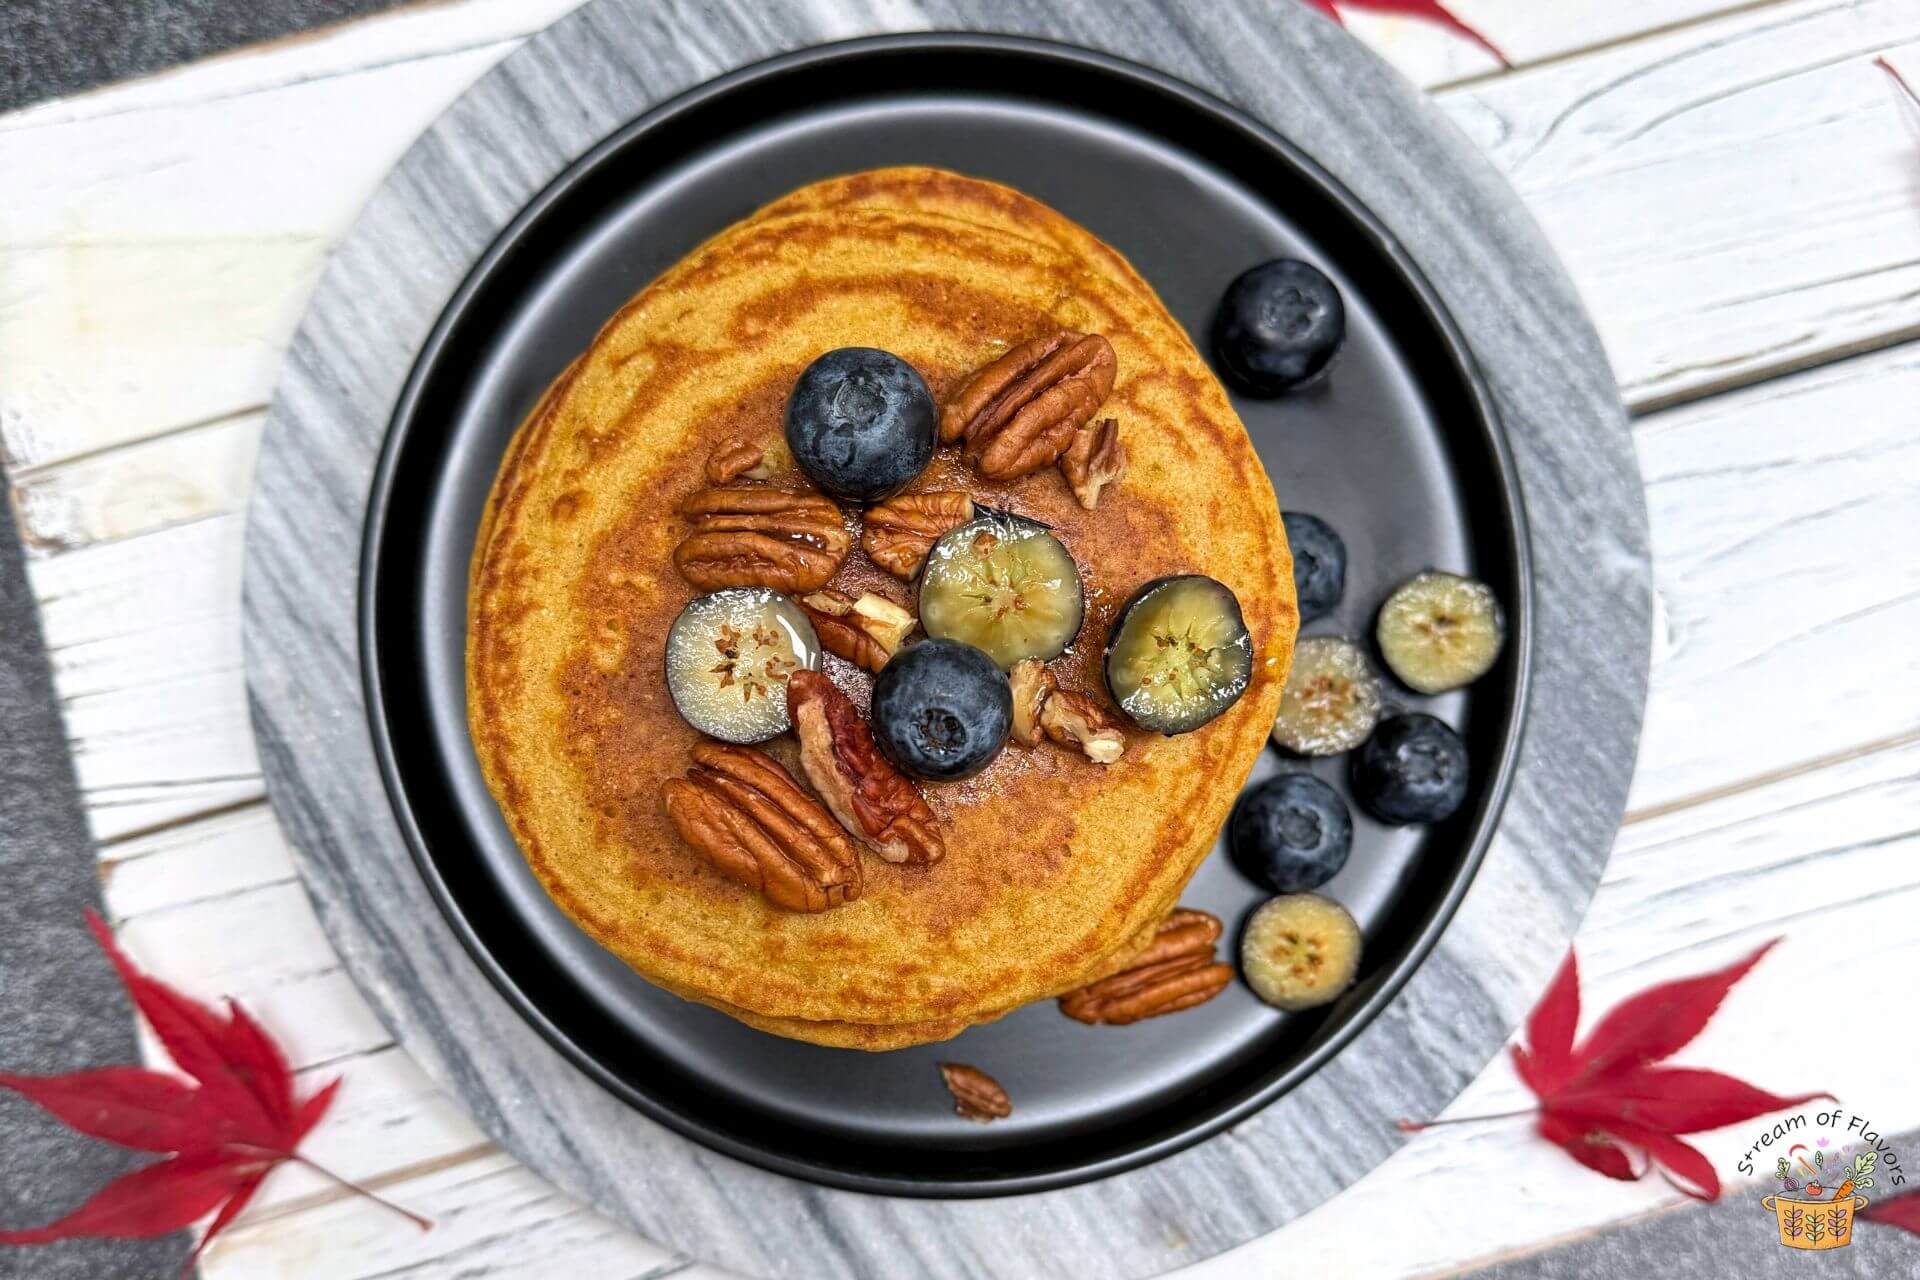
left=467, top=171, right=1296, bottom=1040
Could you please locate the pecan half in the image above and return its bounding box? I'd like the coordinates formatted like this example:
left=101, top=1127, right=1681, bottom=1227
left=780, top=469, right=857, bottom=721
left=704, top=437, right=776, bottom=486
left=938, top=1062, right=1011, bottom=1122
left=800, top=588, right=916, bottom=673
left=788, top=670, right=944, bottom=866
left=1008, top=658, right=1058, bottom=748
left=1059, top=909, right=1230, bottom=1025
left=661, top=742, right=861, bottom=912
left=1039, top=689, right=1126, bottom=764
left=1059, top=417, right=1127, bottom=510
left=861, top=491, right=974, bottom=578
left=674, top=487, right=851, bottom=593
left=941, top=333, right=1117, bottom=480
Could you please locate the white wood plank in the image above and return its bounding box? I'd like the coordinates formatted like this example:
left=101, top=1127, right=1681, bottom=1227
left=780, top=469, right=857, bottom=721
left=1340, top=0, right=1751, bottom=87
left=111, top=878, right=391, bottom=1072
left=101, top=799, right=292, bottom=917
left=12, top=410, right=263, bottom=552
left=25, top=513, right=262, bottom=839
left=1628, top=341, right=1920, bottom=808
left=1444, top=3, right=1920, bottom=408
left=203, top=1153, right=689, bottom=1280
left=1, top=0, right=1909, bottom=474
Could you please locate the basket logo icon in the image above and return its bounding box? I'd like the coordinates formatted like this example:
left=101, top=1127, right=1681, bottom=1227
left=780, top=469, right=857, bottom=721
left=1760, top=1142, right=1873, bottom=1251
left=1740, top=1110, right=1907, bottom=1254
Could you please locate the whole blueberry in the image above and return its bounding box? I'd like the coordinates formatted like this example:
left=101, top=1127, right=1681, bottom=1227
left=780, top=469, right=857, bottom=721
left=1230, top=773, right=1353, bottom=893
left=784, top=347, right=937, bottom=502
left=1212, top=259, right=1345, bottom=396
left=869, top=640, right=1012, bottom=781
left=1282, top=511, right=1347, bottom=623
left=1349, top=713, right=1470, bottom=825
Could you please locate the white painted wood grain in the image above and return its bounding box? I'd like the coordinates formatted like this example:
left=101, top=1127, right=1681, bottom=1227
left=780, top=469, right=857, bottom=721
left=204, top=1152, right=682, bottom=1280
left=25, top=514, right=262, bottom=839
left=7, top=0, right=1918, bottom=1275
left=1445, top=1, right=1920, bottom=408
left=1, top=0, right=1910, bottom=475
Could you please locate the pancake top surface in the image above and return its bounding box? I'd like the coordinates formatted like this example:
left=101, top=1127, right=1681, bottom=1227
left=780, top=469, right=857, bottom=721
left=468, top=170, right=1296, bottom=1026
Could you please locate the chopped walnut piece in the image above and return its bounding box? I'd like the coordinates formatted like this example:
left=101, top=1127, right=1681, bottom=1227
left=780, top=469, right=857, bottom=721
left=1039, top=689, right=1126, bottom=764
left=1008, top=659, right=1058, bottom=748
left=799, top=589, right=916, bottom=674
left=1059, top=416, right=1126, bottom=510
left=938, top=1062, right=1011, bottom=1121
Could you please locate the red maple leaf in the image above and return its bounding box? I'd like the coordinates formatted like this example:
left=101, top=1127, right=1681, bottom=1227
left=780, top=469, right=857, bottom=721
left=0, top=912, right=427, bottom=1271
left=1404, top=941, right=1829, bottom=1200
left=1297, top=0, right=1510, bottom=67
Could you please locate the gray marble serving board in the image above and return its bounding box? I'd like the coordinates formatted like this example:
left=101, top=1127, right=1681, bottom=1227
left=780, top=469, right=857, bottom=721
left=240, top=2, right=1651, bottom=1277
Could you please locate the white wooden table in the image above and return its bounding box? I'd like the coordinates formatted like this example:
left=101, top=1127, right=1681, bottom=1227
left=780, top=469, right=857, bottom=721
left=4, top=1, right=1917, bottom=1275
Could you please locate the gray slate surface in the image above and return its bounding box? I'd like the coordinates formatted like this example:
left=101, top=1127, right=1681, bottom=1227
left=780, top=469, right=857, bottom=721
left=0, top=483, right=188, bottom=1279
left=242, top=2, right=1650, bottom=1278
left=0, top=0, right=404, bottom=113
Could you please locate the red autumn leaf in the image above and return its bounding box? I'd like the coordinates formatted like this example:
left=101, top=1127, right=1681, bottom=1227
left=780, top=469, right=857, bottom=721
left=1571, top=940, right=1778, bottom=1084
left=0, top=912, right=428, bottom=1266
left=1296, top=0, right=1510, bottom=67
left=0, top=1068, right=201, bottom=1153
left=1512, top=948, right=1580, bottom=1096
left=1553, top=1066, right=1829, bottom=1135
left=0, top=1150, right=260, bottom=1245
left=1861, top=1189, right=1920, bottom=1235
left=1535, top=1111, right=1639, bottom=1181
left=1604, top=1121, right=1720, bottom=1200
left=1406, top=940, right=1824, bottom=1204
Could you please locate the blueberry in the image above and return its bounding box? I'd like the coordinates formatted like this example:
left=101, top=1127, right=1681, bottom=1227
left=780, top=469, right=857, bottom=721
left=1212, top=259, right=1345, bottom=396
left=1230, top=774, right=1353, bottom=893
left=784, top=347, right=936, bottom=503
left=1282, top=512, right=1346, bottom=623
left=869, top=639, right=1012, bottom=781
left=1349, top=713, right=1470, bottom=825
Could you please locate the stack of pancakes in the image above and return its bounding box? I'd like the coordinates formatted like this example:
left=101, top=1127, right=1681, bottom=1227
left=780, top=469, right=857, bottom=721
left=468, top=168, right=1296, bottom=1048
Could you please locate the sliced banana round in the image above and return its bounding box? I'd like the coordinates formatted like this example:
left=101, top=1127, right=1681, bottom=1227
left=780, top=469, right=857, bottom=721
left=1105, top=575, right=1253, bottom=734
left=1376, top=570, right=1506, bottom=694
left=1241, top=893, right=1363, bottom=1012
left=1272, top=636, right=1381, bottom=756
left=664, top=588, right=821, bottom=743
left=917, top=513, right=1084, bottom=669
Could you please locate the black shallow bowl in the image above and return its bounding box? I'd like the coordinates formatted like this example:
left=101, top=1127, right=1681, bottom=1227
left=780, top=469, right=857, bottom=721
left=361, top=34, right=1531, bottom=1197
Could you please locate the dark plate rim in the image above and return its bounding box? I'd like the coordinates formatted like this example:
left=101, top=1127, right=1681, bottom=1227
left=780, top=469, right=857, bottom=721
left=358, top=30, right=1533, bottom=1197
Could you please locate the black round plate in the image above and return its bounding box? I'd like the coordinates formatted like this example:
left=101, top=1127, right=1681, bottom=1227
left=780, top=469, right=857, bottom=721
left=362, top=34, right=1530, bottom=1197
